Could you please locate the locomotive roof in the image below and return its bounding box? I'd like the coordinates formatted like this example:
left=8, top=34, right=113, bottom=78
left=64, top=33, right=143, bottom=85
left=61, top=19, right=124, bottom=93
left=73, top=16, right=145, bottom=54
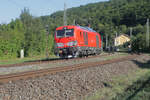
left=77, top=25, right=96, bottom=33
left=56, top=25, right=97, bottom=33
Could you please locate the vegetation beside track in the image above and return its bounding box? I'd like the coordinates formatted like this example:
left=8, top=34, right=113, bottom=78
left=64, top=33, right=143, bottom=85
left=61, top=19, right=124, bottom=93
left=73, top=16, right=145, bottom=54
left=85, top=59, right=150, bottom=100
left=113, top=70, right=150, bottom=100
left=0, top=53, right=128, bottom=66
left=0, top=55, right=56, bottom=65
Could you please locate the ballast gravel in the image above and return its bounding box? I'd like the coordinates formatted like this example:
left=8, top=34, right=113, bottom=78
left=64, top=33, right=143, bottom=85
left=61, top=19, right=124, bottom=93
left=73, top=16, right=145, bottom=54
left=0, top=53, right=127, bottom=75
left=0, top=54, right=149, bottom=100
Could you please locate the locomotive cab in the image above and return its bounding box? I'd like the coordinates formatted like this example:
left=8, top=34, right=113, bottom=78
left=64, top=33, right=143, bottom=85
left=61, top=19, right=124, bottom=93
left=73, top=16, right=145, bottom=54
left=54, top=26, right=78, bottom=58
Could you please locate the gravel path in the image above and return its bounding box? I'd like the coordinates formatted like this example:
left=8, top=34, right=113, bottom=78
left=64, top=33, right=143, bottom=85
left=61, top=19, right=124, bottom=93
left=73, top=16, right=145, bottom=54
left=0, top=53, right=127, bottom=75
left=0, top=54, right=149, bottom=100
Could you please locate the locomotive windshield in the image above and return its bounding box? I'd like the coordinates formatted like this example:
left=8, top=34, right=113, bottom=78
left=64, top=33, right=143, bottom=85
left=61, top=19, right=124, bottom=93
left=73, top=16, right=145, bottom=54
left=56, top=29, right=74, bottom=37
left=56, top=30, right=65, bottom=37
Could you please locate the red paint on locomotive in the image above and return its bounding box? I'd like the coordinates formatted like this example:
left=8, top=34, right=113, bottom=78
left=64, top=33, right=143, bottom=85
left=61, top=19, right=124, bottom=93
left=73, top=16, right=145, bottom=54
left=54, top=25, right=102, bottom=58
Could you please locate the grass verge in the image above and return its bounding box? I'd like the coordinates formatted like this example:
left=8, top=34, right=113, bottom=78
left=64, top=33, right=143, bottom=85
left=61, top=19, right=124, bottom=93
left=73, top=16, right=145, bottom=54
left=113, top=70, right=150, bottom=100
left=0, top=52, right=128, bottom=66
left=85, top=68, right=150, bottom=100
left=0, top=55, right=56, bottom=65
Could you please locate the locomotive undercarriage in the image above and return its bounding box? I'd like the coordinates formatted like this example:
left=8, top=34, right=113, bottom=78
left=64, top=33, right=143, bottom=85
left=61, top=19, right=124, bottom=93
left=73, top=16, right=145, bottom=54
left=55, top=47, right=101, bottom=58
left=78, top=47, right=101, bottom=57
left=54, top=47, right=78, bottom=58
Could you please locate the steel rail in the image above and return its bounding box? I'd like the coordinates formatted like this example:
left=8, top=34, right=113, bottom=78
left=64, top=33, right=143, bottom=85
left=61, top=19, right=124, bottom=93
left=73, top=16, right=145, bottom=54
left=0, top=54, right=138, bottom=84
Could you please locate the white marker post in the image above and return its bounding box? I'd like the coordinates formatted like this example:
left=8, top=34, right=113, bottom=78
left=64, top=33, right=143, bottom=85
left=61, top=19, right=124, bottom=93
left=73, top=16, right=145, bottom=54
left=20, top=49, right=24, bottom=59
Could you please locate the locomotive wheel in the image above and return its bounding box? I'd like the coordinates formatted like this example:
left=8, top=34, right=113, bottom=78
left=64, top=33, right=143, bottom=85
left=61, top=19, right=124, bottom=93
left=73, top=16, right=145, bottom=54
left=74, top=52, right=79, bottom=58
left=96, top=50, right=101, bottom=55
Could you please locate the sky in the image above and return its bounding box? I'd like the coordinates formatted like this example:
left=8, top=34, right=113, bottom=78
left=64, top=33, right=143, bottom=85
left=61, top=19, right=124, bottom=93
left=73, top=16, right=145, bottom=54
left=0, top=0, right=108, bottom=24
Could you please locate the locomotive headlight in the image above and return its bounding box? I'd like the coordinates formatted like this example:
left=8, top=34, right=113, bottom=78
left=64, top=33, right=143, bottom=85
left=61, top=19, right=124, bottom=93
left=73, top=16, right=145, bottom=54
left=67, top=41, right=77, bottom=46
left=57, top=43, right=64, bottom=47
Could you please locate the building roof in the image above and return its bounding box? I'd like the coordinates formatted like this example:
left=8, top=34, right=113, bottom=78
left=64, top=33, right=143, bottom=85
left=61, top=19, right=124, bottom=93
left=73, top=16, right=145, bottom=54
left=116, top=34, right=130, bottom=38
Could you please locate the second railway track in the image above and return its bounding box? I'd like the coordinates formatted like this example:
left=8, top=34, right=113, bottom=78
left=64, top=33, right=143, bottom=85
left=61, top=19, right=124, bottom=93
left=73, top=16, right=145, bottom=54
left=0, top=53, right=112, bottom=68
left=0, top=54, right=139, bottom=84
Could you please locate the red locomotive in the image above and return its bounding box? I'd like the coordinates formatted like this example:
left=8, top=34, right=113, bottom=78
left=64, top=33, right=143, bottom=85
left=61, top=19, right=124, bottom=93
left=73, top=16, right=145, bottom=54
left=54, top=25, right=102, bottom=58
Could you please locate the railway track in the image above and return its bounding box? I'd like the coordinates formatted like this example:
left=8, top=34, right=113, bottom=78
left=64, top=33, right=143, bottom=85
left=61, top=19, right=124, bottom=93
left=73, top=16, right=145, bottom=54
left=0, top=54, right=139, bottom=84
left=0, top=53, right=113, bottom=68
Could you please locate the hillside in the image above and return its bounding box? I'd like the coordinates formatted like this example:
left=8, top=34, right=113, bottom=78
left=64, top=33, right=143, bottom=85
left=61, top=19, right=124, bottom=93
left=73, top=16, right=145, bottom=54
left=0, top=0, right=150, bottom=58
left=42, top=0, right=150, bottom=34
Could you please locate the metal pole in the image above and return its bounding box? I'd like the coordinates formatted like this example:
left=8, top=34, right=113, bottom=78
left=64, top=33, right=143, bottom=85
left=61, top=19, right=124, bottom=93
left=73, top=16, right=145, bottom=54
left=114, top=32, right=117, bottom=51
left=130, top=27, right=132, bottom=37
left=106, top=34, right=108, bottom=50
left=45, top=25, right=49, bottom=59
left=101, top=35, right=103, bottom=52
left=116, top=32, right=118, bottom=38
left=114, top=32, right=117, bottom=46
left=130, top=27, right=132, bottom=51
left=146, top=18, right=149, bottom=48
left=63, top=3, right=67, bottom=26
left=73, top=19, right=76, bottom=25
